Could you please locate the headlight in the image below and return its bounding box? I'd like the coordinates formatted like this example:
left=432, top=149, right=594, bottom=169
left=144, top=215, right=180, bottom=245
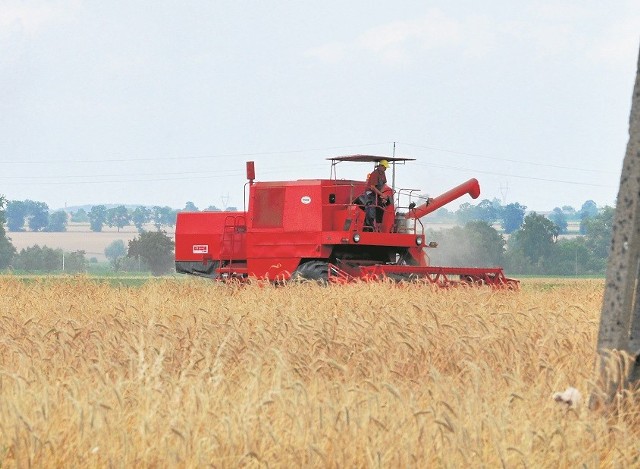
left=416, top=237, right=423, bottom=246
left=353, top=233, right=361, bottom=243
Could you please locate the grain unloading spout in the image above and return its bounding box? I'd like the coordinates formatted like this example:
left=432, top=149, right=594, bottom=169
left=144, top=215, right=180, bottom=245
left=405, top=178, right=481, bottom=219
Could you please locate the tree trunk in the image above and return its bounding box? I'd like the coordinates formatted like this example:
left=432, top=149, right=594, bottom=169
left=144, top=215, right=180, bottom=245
left=593, top=44, right=640, bottom=406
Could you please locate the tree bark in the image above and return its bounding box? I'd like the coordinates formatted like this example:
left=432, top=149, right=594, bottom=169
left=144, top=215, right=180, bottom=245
left=594, top=44, right=640, bottom=405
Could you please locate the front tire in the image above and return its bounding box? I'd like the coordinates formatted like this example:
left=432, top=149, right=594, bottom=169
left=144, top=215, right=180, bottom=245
left=291, top=260, right=329, bottom=283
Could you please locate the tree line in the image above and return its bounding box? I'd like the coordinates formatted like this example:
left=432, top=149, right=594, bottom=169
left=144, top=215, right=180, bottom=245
left=429, top=198, right=600, bottom=234
left=0, top=195, right=612, bottom=277
left=5, top=201, right=172, bottom=233
left=427, top=202, right=613, bottom=276
left=0, top=197, right=179, bottom=275
left=2, top=200, right=238, bottom=234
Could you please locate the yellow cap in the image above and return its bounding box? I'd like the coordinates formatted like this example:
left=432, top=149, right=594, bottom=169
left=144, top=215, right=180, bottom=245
left=379, top=159, right=389, bottom=168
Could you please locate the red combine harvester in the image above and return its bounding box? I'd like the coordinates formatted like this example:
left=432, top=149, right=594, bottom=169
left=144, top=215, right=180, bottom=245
left=175, top=155, right=518, bottom=288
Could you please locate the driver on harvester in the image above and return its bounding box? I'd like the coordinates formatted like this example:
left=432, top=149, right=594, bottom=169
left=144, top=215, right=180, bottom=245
left=363, top=159, right=391, bottom=229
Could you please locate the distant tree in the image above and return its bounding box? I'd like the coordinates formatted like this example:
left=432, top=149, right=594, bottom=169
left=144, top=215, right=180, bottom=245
left=0, top=196, right=17, bottom=269
left=580, top=200, right=598, bottom=218
left=70, top=208, right=89, bottom=223
left=464, top=221, right=506, bottom=264
left=583, top=206, right=614, bottom=259
left=151, top=206, right=162, bottom=230
left=127, top=231, right=174, bottom=276
left=107, top=205, right=130, bottom=232
left=118, top=255, right=149, bottom=272
left=63, top=250, right=86, bottom=273
left=501, top=203, right=526, bottom=234
left=6, top=200, right=27, bottom=231
left=579, top=217, right=588, bottom=235
left=503, top=246, right=535, bottom=275
left=13, top=245, right=61, bottom=272
left=432, top=207, right=454, bottom=222
left=88, top=205, right=108, bottom=232
left=131, top=206, right=151, bottom=232
left=26, top=200, right=50, bottom=232
left=226, top=206, right=238, bottom=212
left=455, top=202, right=477, bottom=224
left=475, top=199, right=499, bottom=224
left=47, top=210, right=68, bottom=232
left=205, top=205, right=221, bottom=212
left=184, top=201, right=198, bottom=212
left=561, top=205, right=577, bottom=218
left=151, top=206, right=175, bottom=231
left=426, top=221, right=505, bottom=267
left=546, top=238, right=595, bottom=276
left=578, top=200, right=599, bottom=234
left=455, top=200, right=499, bottom=225
left=548, top=207, right=568, bottom=234
left=105, top=239, right=127, bottom=270
left=509, top=213, right=558, bottom=264
left=167, top=209, right=178, bottom=228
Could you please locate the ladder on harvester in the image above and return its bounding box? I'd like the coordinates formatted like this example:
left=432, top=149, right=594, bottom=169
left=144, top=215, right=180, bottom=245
left=216, top=215, right=248, bottom=278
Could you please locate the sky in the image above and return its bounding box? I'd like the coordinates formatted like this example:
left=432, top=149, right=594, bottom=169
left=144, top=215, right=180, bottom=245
left=1, top=1, right=639, bottom=213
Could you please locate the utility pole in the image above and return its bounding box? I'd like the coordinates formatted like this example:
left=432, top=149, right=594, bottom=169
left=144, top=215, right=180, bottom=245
left=221, top=193, right=230, bottom=211
left=499, top=181, right=509, bottom=206
left=593, top=45, right=640, bottom=406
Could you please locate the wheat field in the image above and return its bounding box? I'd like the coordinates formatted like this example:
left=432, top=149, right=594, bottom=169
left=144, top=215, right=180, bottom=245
left=0, top=277, right=638, bottom=468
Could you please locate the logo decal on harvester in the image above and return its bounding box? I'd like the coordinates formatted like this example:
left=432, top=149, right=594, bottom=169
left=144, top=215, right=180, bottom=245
left=193, top=245, right=208, bottom=254
left=301, top=196, right=311, bottom=204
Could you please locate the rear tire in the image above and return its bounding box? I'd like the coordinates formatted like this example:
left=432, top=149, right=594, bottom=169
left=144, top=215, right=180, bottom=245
left=291, top=261, right=329, bottom=283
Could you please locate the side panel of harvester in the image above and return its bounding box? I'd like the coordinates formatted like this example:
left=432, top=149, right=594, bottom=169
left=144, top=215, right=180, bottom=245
left=246, top=180, right=328, bottom=278
left=174, top=211, right=246, bottom=277
left=245, top=179, right=381, bottom=279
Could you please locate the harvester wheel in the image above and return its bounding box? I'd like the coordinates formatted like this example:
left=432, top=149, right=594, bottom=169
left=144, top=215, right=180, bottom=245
left=291, top=261, right=329, bottom=284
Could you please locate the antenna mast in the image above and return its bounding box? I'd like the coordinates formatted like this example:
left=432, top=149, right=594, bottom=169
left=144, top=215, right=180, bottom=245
left=392, top=142, right=396, bottom=191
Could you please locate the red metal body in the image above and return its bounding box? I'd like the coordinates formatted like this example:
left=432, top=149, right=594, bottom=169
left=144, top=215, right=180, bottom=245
left=174, top=156, right=518, bottom=288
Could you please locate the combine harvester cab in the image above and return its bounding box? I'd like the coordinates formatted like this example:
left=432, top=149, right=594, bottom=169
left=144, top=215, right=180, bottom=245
left=175, top=155, right=519, bottom=288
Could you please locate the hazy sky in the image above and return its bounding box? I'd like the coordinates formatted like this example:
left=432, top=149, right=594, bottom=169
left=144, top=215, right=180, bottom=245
left=1, top=1, right=639, bottom=212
